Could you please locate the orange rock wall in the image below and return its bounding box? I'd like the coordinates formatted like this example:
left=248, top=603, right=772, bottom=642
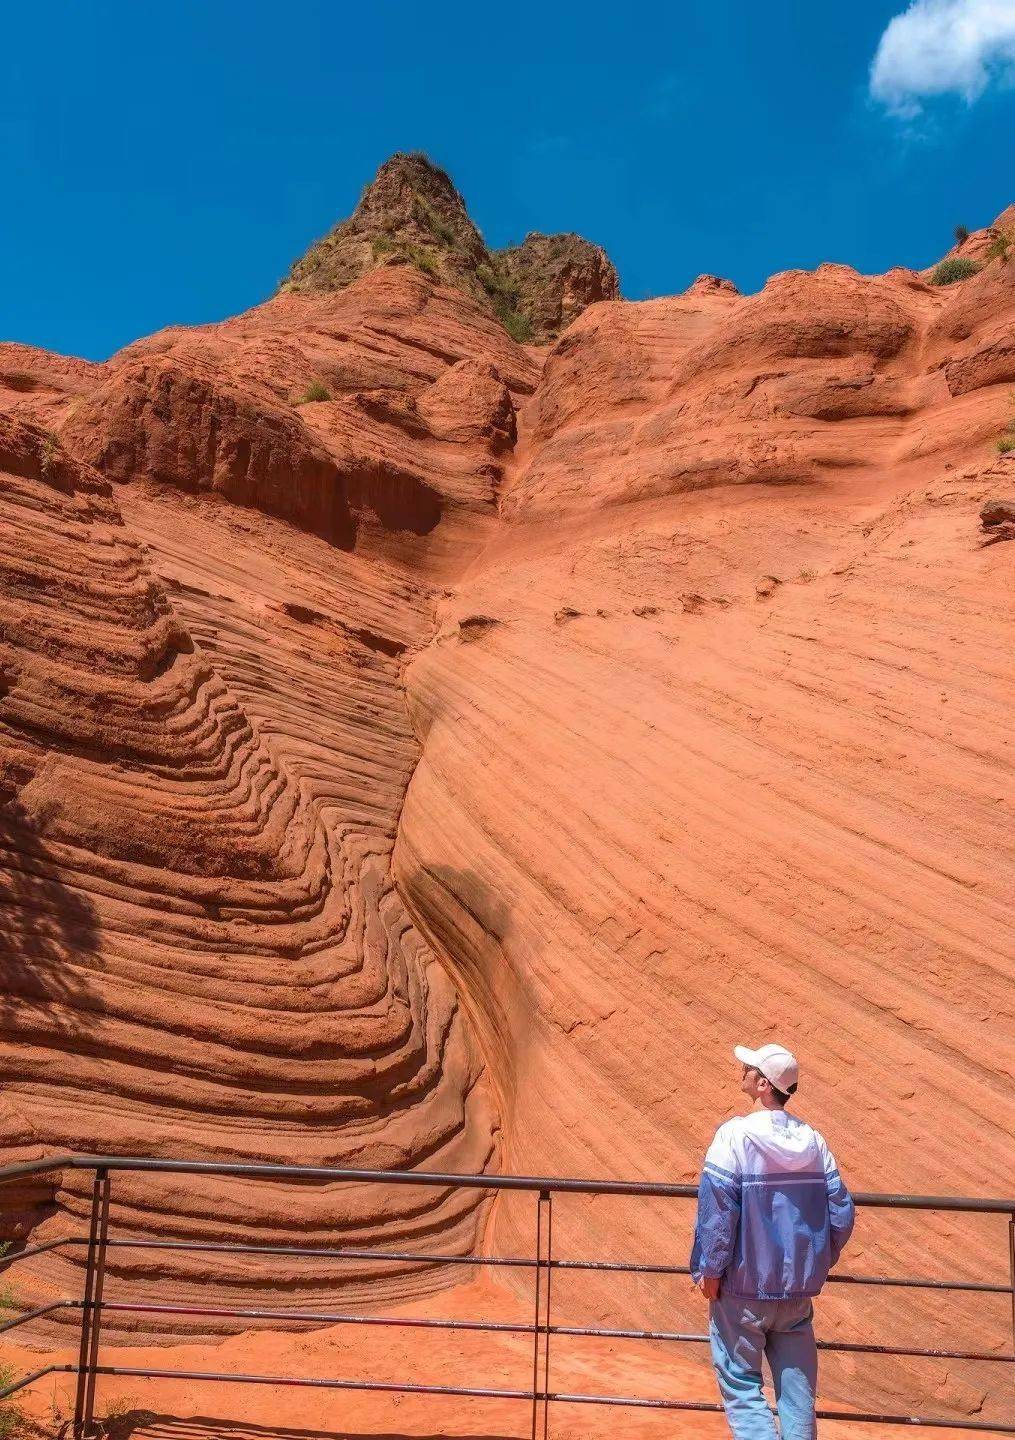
left=0, top=240, right=1013, bottom=1424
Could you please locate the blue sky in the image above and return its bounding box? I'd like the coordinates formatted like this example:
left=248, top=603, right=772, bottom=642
left=3, top=0, right=1013, bottom=361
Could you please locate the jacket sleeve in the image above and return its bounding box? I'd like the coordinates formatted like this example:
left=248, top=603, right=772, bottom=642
left=818, top=1134, right=855, bottom=1267
left=690, top=1126, right=742, bottom=1282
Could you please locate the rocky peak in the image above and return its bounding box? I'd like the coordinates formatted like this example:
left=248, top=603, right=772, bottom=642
left=286, top=153, right=486, bottom=299
left=283, top=153, right=619, bottom=345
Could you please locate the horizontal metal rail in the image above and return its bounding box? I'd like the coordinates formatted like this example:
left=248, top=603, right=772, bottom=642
left=7, top=1296, right=1007, bottom=1370
left=2, top=1359, right=1012, bottom=1432
left=69, top=1366, right=1013, bottom=1432
left=0, top=1234, right=80, bottom=1265
left=0, top=1298, right=77, bottom=1335
left=3, top=1232, right=1011, bottom=1294
left=549, top=1321, right=1013, bottom=1365
left=0, top=1234, right=538, bottom=1269
left=4, top=1293, right=1010, bottom=1367
left=0, top=1363, right=73, bottom=1402
left=551, top=1389, right=1015, bottom=1430
left=1, top=1152, right=1013, bottom=1211
left=6, top=1293, right=1009, bottom=1368
left=95, top=1301, right=1015, bottom=1364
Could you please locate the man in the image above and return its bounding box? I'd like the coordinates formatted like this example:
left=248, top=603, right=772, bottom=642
left=691, top=1043, right=855, bottom=1440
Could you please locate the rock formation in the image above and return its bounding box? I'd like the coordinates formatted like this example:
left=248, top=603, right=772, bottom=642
left=283, top=152, right=619, bottom=342
left=0, top=184, right=1013, bottom=1429
left=494, top=230, right=620, bottom=341
left=981, top=496, right=1015, bottom=532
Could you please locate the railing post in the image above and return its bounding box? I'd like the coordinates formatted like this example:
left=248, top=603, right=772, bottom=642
left=1008, top=1213, right=1015, bottom=1361
left=72, top=1168, right=110, bottom=1439
left=72, top=1171, right=103, bottom=1435
left=541, top=1190, right=553, bottom=1440
left=530, top=1189, right=552, bottom=1440
left=530, top=1191, right=544, bottom=1440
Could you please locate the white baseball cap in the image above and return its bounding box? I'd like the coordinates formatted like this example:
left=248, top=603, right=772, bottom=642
left=734, top=1043, right=799, bottom=1094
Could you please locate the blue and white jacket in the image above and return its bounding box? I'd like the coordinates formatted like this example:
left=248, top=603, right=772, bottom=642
left=691, top=1109, right=855, bottom=1299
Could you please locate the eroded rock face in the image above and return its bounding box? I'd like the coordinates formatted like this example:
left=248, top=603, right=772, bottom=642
left=284, top=152, right=618, bottom=342
left=63, top=355, right=357, bottom=546
left=1, top=205, right=1014, bottom=1426
left=495, top=232, right=619, bottom=342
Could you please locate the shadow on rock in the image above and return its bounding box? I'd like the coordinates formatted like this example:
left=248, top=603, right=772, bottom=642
left=0, top=801, right=101, bottom=1040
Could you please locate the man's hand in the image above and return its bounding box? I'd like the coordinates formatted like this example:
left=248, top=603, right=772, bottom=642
left=698, top=1274, right=721, bottom=1301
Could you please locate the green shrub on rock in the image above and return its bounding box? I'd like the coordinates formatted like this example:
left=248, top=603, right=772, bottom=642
left=984, top=228, right=1011, bottom=263
left=930, top=257, right=981, bottom=286
left=296, top=381, right=331, bottom=404
left=502, top=311, right=533, bottom=343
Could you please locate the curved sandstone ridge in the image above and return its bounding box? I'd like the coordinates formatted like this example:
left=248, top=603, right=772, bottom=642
left=0, top=276, right=538, bottom=1331
left=0, top=221, right=1013, bottom=1424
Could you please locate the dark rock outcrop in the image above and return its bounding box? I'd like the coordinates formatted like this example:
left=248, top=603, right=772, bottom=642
left=980, top=497, right=1015, bottom=528
left=494, top=232, right=619, bottom=343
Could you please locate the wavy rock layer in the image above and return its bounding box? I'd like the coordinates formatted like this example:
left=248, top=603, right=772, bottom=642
left=0, top=274, right=540, bottom=1335
left=0, top=225, right=1013, bottom=1425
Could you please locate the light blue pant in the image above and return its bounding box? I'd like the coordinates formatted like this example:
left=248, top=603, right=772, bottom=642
left=709, top=1294, right=818, bottom=1440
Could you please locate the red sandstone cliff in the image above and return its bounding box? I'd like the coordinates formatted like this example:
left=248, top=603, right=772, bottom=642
left=0, top=175, right=1013, bottom=1429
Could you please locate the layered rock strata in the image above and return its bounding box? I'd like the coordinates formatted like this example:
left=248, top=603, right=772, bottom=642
left=0, top=274, right=539, bottom=1334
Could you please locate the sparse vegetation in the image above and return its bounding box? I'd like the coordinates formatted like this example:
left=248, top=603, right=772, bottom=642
left=0, top=1365, right=25, bottom=1439
left=371, top=231, right=443, bottom=280
left=296, top=381, right=331, bottom=404
left=953, top=224, right=970, bottom=245
left=474, top=263, right=534, bottom=341
left=0, top=1242, right=20, bottom=1321
left=405, top=244, right=440, bottom=278
left=930, top=257, right=981, bottom=286
left=101, top=1393, right=142, bottom=1422
left=984, top=227, right=1011, bottom=263
left=499, top=308, right=534, bottom=344
left=996, top=390, right=1015, bottom=453
left=476, top=263, right=515, bottom=303
left=998, top=435, right=1015, bottom=454
left=413, top=194, right=456, bottom=248
left=39, top=430, right=60, bottom=476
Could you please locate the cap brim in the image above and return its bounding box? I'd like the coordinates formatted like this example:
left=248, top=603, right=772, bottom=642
left=733, top=1045, right=757, bottom=1067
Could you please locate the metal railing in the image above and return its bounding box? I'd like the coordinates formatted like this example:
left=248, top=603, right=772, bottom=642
left=0, top=1154, right=1012, bottom=1437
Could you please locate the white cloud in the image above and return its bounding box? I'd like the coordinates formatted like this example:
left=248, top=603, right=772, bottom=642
left=870, top=0, right=1015, bottom=116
